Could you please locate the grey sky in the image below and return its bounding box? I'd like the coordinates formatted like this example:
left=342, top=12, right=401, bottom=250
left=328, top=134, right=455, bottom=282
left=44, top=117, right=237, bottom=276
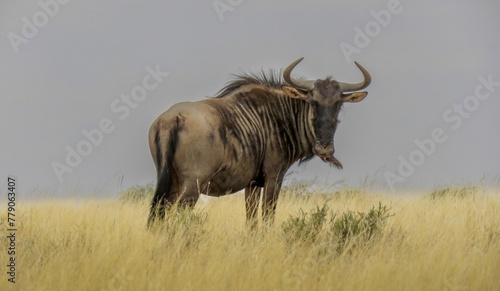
left=1, top=0, right=499, bottom=196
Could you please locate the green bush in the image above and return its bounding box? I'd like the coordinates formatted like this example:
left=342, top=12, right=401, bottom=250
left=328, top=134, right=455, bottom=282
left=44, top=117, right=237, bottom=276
left=331, top=202, right=392, bottom=253
left=429, top=186, right=478, bottom=200
left=282, top=202, right=392, bottom=254
left=282, top=203, right=329, bottom=244
left=333, top=188, right=366, bottom=198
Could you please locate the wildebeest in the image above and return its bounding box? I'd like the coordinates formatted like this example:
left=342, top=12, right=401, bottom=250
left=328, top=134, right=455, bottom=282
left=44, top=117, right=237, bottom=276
left=147, top=57, right=371, bottom=227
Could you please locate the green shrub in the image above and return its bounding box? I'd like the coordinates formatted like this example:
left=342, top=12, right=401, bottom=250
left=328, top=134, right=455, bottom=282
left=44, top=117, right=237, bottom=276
left=282, top=202, right=392, bottom=255
left=282, top=203, right=329, bottom=244
left=330, top=202, right=392, bottom=253
left=430, top=186, right=478, bottom=200
left=333, top=188, right=366, bottom=198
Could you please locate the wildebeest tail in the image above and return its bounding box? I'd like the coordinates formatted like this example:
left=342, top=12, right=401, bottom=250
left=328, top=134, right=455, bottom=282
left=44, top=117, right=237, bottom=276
left=148, top=118, right=179, bottom=227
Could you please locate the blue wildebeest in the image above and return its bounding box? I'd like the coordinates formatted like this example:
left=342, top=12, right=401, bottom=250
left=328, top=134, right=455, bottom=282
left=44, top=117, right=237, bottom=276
left=147, top=57, right=371, bottom=227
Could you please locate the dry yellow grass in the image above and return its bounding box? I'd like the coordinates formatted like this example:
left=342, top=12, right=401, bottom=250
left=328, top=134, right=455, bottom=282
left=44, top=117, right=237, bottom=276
left=1, top=186, right=499, bottom=291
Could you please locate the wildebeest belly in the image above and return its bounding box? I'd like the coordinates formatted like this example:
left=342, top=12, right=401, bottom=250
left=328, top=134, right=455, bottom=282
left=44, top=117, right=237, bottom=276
left=203, top=164, right=260, bottom=197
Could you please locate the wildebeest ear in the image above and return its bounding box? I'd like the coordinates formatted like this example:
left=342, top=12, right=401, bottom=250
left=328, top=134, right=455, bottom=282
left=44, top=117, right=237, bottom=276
left=342, top=91, right=368, bottom=103
left=282, top=86, right=309, bottom=100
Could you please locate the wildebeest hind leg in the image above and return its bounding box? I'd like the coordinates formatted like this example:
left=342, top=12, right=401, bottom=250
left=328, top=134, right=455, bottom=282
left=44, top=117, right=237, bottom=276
left=176, top=181, right=200, bottom=208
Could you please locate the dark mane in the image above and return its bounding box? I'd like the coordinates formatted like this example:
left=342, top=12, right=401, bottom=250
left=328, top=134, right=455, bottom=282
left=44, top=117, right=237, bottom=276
left=214, top=70, right=285, bottom=98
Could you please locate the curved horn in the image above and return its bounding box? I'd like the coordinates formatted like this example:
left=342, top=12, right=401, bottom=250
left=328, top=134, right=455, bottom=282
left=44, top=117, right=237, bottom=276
left=283, top=57, right=315, bottom=91
left=338, top=61, right=372, bottom=92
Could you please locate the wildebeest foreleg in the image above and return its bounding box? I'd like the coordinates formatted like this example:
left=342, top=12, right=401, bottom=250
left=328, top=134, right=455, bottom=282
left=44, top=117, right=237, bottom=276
left=262, top=176, right=283, bottom=225
left=245, top=183, right=261, bottom=230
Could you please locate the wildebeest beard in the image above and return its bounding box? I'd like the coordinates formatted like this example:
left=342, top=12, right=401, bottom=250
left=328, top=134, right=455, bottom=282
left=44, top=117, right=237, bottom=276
left=321, top=155, right=343, bottom=169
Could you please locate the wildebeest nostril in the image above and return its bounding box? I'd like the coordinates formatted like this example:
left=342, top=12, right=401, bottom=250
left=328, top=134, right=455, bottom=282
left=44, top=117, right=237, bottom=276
left=316, top=141, right=333, bottom=149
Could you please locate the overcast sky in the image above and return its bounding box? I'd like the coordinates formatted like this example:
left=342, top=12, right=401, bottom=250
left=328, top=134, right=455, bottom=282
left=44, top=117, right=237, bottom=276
left=1, top=0, right=499, bottom=197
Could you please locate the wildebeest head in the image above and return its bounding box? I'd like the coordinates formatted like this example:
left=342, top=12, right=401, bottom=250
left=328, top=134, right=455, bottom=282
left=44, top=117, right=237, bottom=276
left=282, top=58, right=371, bottom=167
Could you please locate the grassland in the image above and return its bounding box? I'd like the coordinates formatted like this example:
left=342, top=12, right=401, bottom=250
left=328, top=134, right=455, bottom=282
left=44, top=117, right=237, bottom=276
left=1, top=185, right=499, bottom=291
